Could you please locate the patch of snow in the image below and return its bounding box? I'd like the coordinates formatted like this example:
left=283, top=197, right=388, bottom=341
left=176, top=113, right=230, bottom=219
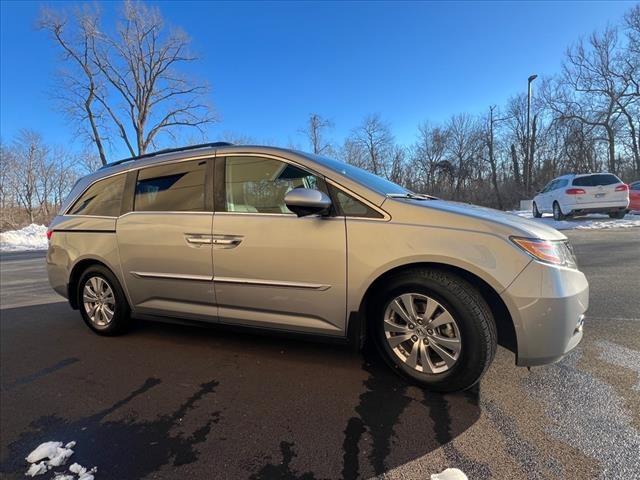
left=25, top=461, right=48, bottom=477
left=24, top=441, right=97, bottom=479
left=68, top=464, right=85, bottom=474
left=431, top=468, right=468, bottom=480
left=25, top=442, right=67, bottom=464
left=0, top=224, right=48, bottom=252
left=69, top=463, right=97, bottom=480
left=508, top=211, right=640, bottom=231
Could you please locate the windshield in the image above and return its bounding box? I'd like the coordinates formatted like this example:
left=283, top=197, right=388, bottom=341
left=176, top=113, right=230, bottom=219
left=306, top=154, right=410, bottom=195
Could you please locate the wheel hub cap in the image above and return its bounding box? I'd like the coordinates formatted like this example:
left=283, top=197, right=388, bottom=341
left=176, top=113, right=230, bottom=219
left=83, top=276, right=115, bottom=327
left=383, top=293, right=462, bottom=374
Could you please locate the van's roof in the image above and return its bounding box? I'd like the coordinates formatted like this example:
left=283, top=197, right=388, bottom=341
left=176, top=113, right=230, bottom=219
left=98, top=143, right=307, bottom=175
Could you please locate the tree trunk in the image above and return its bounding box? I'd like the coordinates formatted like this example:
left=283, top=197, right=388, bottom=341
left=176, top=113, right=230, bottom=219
left=528, top=115, right=537, bottom=194
left=489, top=160, right=503, bottom=210
left=605, top=125, right=616, bottom=173
left=621, top=108, right=640, bottom=175
left=85, top=93, right=107, bottom=166
left=511, top=144, right=521, bottom=186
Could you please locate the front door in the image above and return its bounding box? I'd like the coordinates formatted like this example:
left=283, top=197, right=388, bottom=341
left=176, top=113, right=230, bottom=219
left=212, top=155, right=347, bottom=336
left=116, top=158, right=217, bottom=321
left=539, top=181, right=554, bottom=211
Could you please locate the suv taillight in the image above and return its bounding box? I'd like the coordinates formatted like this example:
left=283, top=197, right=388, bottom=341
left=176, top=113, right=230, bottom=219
left=615, top=184, right=629, bottom=192
left=566, top=188, right=586, bottom=195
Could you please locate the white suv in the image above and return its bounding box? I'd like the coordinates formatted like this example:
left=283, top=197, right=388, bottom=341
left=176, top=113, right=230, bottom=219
left=533, top=173, right=629, bottom=221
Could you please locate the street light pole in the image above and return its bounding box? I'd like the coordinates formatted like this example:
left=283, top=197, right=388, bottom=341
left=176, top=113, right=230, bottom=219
left=526, top=74, right=538, bottom=195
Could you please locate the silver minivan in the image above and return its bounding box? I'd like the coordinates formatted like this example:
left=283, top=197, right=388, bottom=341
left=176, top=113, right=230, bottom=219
left=47, top=143, right=588, bottom=391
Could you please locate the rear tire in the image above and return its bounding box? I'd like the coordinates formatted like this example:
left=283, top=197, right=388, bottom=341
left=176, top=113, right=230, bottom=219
left=532, top=202, right=542, bottom=218
left=609, top=210, right=626, bottom=219
left=370, top=268, right=497, bottom=392
left=553, top=202, right=565, bottom=221
left=77, top=265, right=131, bottom=336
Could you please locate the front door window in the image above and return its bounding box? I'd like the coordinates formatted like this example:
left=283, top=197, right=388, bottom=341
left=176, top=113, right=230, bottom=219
left=224, top=157, right=322, bottom=214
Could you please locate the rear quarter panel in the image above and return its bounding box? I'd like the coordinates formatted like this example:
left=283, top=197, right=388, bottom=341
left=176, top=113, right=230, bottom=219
left=47, top=215, right=124, bottom=301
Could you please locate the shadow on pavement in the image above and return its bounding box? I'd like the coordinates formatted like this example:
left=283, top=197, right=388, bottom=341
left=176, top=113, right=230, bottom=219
left=1, top=303, right=483, bottom=479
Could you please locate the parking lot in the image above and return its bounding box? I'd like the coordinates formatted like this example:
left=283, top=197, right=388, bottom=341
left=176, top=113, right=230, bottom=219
left=0, top=228, right=638, bottom=479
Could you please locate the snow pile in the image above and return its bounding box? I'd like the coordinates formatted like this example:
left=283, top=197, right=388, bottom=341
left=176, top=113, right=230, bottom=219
left=24, top=441, right=97, bottom=479
left=509, top=211, right=640, bottom=231
left=0, top=224, right=48, bottom=252
left=431, top=468, right=468, bottom=480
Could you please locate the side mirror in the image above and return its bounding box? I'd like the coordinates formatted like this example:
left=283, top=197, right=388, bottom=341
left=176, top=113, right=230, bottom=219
left=284, top=188, right=332, bottom=217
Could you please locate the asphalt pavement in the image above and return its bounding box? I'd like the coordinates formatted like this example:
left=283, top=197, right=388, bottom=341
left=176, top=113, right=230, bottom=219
left=0, top=229, right=639, bottom=479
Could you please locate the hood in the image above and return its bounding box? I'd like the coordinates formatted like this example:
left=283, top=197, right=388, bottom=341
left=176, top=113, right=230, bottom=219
left=389, top=198, right=567, bottom=241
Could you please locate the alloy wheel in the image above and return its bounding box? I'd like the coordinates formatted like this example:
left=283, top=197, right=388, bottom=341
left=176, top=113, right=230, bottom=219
left=83, top=276, right=116, bottom=327
left=383, top=293, right=462, bottom=374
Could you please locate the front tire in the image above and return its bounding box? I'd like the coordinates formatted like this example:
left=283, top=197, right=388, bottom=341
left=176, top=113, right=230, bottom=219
left=370, top=268, right=497, bottom=392
left=609, top=210, right=626, bottom=219
left=532, top=202, right=542, bottom=218
left=553, top=201, right=565, bottom=221
left=78, top=265, right=131, bottom=336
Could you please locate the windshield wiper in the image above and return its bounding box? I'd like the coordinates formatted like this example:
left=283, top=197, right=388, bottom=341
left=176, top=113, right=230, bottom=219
left=386, top=192, right=437, bottom=200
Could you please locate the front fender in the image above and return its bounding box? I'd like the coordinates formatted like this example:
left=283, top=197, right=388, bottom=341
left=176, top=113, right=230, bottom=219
left=345, top=220, right=531, bottom=315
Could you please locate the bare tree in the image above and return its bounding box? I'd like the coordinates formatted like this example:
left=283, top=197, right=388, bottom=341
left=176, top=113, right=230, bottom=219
left=40, top=0, right=216, bottom=165
left=50, top=147, right=79, bottom=208
left=561, top=120, right=601, bottom=173
left=300, top=113, right=334, bottom=155
left=339, top=137, right=367, bottom=170
left=446, top=113, right=482, bottom=197
left=11, top=131, right=48, bottom=224
left=615, top=6, right=640, bottom=174
left=35, top=148, right=56, bottom=218
left=387, top=145, right=407, bottom=185
left=625, top=5, right=640, bottom=49
left=411, top=122, right=449, bottom=193
left=76, top=150, right=103, bottom=175
left=349, top=114, right=395, bottom=178
left=546, top=27, right=624, bottom=173
left=0, top=141, right=14, bottom=214
left=504, top=94, right=530, bottom=189
left=40, top=6, right=108, bottom=165
left=483, top=106, right=504, bottom=209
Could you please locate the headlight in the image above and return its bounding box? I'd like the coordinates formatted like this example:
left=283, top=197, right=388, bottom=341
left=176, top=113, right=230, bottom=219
left=510, top=237, right=577, bottom=268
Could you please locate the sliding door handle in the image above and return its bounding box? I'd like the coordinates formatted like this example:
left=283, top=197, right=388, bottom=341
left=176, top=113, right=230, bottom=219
left=185, top=234, right=213, bottom=245
left=212, top=235, right=243, bottom=248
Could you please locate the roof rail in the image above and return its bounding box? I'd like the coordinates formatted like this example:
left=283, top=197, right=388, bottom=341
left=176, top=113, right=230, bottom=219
left=100, top=142, right=234, bottom=169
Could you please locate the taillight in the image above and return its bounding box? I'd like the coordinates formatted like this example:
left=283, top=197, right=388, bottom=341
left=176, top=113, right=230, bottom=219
left=566, top=188, right=586, bottom=195
left=615, top=184, right=629, bottom=192
left=46, top=230, right=53, bottom=241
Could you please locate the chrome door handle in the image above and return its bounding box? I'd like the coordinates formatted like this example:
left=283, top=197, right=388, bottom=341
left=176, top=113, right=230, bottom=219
left=185, top=234, right=213, bottom=245
left=212, top=235, right=243, bottom=248
left=212, top=239, right=240, bottom=245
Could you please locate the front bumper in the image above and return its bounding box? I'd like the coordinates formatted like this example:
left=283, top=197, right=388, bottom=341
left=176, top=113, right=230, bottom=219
left=501, top=260, right=588, bottom=367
